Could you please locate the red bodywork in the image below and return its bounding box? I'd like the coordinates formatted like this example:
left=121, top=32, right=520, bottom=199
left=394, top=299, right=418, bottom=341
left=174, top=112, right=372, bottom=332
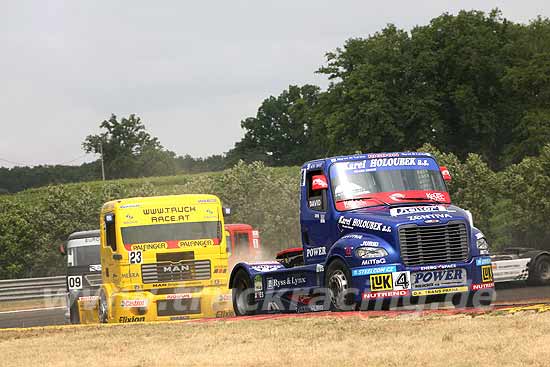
left=225, top=223, right=261, bottom=261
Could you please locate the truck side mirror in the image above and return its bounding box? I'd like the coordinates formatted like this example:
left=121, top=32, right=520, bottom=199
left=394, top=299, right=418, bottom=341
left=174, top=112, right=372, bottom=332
left=440, top=166, right=452, bottom=181
left=222, top=207, right=232, bottom=216
left=311, top=175, right=329, bottom=191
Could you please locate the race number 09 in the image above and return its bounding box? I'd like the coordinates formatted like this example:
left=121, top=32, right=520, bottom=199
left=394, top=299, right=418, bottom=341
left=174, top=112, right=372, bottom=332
left=67, top=275, right=82, bottom=290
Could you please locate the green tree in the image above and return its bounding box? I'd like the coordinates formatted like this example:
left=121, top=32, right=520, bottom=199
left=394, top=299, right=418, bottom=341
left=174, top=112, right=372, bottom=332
left=418, top=144, right=497, bottom=239
left=83, top=114, right=175, bottom=179
left=315, top=10, right=549, bottom=168
left=174, top=154, right=227, bottom=173
left=496, top=144, right=550, bottom=249
left=217, top=161, right=301, bottom=252
left=0, top=200, right=43, bottom=278
left=227, top=85, right=323, bottom=166
left=317, top=25, right=439, bottom=156
left=501, top=17, right=550, bottom=163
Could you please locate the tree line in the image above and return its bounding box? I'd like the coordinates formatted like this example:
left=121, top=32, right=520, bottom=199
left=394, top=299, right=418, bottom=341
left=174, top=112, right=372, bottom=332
left=230, top=10, right=550, bottom=169
left=1, top=9, right=549, bottom=193
left=0, top=114, right=226, bottom=193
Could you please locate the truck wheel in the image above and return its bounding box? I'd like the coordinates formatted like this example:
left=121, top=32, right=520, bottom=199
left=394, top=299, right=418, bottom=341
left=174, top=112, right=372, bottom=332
left=232, top=270, right=257, bottom=316
left=326, top=259, right=356, bottom=311
left=98, top=291, right=109, bottom=323
left=528, top=255, right=550, bottom=286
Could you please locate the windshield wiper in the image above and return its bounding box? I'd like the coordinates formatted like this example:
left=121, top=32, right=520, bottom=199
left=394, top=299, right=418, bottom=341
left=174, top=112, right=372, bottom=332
left=337, top=196, right=391, bottom=208
left=397, top=196, right=443, bottom=204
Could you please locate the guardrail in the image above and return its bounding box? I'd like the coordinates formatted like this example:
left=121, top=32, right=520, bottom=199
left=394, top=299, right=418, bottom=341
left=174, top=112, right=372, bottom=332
left=0, top=276, right=66, bottom=301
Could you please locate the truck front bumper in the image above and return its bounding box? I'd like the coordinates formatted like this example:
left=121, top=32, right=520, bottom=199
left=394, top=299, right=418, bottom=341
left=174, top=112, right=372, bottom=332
left=350, top=256, right=494, bottom=301
left=107, top=287, right=234, bottom=323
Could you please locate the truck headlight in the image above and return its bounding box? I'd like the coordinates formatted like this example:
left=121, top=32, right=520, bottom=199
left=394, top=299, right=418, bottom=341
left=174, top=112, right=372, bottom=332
left=355, top=247, right=388, bottom=259
left=476, top=237, right=490, bottom=255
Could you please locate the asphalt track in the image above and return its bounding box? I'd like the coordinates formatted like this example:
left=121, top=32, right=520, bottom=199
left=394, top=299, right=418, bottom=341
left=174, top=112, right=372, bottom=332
left=0, top=307, right=66, bottom=329
left=1, top=283, right=549, bottom=329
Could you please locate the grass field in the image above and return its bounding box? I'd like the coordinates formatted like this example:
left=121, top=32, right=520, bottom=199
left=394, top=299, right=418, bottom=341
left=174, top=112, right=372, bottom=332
left=0, top=312, right=548, bottom=367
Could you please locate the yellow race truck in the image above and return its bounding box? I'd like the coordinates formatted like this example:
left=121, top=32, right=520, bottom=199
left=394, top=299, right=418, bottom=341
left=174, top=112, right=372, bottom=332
left=98, top=194, right=233, bottom=323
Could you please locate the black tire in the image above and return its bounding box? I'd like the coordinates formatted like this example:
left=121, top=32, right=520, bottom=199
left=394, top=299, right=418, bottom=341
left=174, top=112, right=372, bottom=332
left=69, top=299, right=81, bottom=324
left=528, top=255, right=550, bottom=286
left=232, top=270, right=257, bottom=316
left=452, top=290, right=494, bottom=308
left=325, top=259, right=357, bottom=311
left=98, top=290, right=109, bottom=323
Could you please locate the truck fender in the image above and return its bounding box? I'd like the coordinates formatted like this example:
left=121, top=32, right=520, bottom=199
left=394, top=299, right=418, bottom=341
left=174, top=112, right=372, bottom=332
left=326, top=232, right=398, bottom=268
left=229, top=264, right=250, bottom=289
left=229, top=261, right=286, bottom=288
left=471, top=227, right=484, bottom=239
left=528, top=251, right=550, bottom=271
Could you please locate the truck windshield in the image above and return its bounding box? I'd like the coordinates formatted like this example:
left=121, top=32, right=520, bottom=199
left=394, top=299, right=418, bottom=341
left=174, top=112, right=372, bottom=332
left=330, top=157, right=447, bottom=210
left=121, top=221, right=221, bottom=245
left=67, top=243, right=100, bottom=267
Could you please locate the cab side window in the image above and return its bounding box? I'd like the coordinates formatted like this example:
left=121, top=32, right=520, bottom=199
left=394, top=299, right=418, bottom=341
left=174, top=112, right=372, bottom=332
left=234, top=232, right=250, bottom=257
left=307, top=170, right=327, bottom=211
left=105, top=214, right=117, bottom=251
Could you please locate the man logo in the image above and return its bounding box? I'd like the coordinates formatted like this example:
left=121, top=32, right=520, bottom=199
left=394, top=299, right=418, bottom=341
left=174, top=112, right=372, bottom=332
left=370, top=273, right=393, bottom=291
left=163, top=264, right=190, bottom=273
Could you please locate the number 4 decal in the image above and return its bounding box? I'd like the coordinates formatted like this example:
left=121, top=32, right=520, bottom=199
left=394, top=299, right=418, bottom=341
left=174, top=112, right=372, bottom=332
left=129, top=251, right=142, bottom=264
left=392, top=271, right=411, bottom=290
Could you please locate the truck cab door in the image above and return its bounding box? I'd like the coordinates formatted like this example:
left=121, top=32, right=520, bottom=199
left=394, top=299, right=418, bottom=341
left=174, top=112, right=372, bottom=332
left=225, top=229, right=232, bottom=258
left=301, top=170, right=332, bottom=265
left=101, top=213, right=118, bottom=283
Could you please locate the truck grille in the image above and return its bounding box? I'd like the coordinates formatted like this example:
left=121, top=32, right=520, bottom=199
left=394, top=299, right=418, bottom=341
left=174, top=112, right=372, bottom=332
left=141, top=260, right=211, bottom=284
left=398, top=221, right=469, bottom=266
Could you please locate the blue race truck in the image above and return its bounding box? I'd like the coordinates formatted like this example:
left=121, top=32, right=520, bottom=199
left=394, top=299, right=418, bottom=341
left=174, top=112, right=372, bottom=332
left=229, top=152, right=495, bottom=314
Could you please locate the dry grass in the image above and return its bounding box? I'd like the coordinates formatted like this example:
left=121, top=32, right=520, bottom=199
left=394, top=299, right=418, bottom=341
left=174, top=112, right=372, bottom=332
left=1, top=312, right=549, bottom=367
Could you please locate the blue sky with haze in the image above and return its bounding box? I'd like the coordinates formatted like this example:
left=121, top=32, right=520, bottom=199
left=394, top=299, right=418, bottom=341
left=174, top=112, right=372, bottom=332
left=0, top=1, right=547, bottom=167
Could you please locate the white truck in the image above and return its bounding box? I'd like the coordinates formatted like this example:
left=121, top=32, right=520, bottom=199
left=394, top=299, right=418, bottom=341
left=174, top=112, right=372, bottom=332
left=491, top=247, right=550, bottom=285
left=60, top=230, right=102, bottom=323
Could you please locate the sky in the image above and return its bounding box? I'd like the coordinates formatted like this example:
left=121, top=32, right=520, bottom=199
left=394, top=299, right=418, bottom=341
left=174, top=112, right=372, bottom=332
left=0, top=1, right=548, bottom=168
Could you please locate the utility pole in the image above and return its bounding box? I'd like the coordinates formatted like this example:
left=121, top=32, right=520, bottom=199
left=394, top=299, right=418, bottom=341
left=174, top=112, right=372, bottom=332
left=99, top=142, right=106, bottom=181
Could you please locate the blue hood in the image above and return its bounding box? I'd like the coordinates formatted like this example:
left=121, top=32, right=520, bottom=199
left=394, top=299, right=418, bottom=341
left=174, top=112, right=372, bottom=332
left=336, top=203, right=471, bottom=235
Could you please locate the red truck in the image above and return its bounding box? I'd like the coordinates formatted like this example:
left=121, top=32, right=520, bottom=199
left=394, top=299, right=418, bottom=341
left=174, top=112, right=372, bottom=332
left=225, top=224, right=261, bottom=262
